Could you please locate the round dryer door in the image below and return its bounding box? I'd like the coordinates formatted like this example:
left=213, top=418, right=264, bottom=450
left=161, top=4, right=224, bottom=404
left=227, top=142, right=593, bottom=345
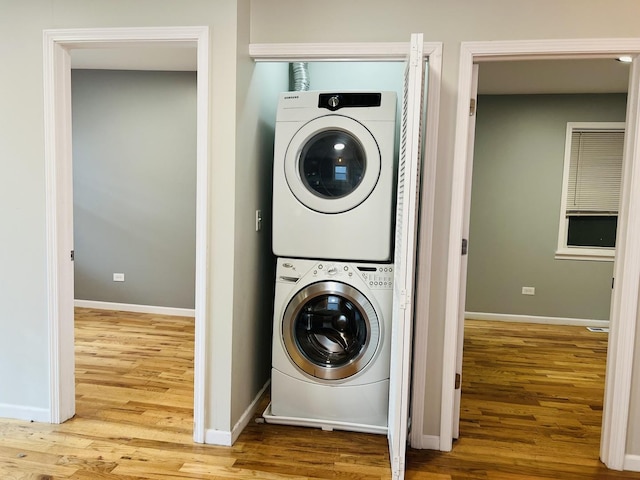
left=284, top=115, right=381, bottom=214
left=282, top=281, right=380, bottom=380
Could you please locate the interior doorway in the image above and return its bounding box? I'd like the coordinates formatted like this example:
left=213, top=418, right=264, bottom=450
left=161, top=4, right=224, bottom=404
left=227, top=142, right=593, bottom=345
left=448, top=59, right=626, bottom=472
left=42, top=27, right=209, bottom=442
left=443, top=39, right=640, bottom=470
left=69, top=65, right=198, bottom=440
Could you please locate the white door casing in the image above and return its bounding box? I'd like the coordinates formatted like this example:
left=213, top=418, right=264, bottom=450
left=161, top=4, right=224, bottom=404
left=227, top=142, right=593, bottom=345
left=451, top=64, right=479, bottom=440
left=443, top=39, right=640, bottom=471
left=43, top=26, right=210, bottom=443
left=603, top=54, right=640, bottom=471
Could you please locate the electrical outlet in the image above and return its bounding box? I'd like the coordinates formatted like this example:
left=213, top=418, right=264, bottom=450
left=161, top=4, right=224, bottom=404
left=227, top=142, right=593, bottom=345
left=113, top=273, right=125, bottom=282
left=522, top=286, right=535, bottom=295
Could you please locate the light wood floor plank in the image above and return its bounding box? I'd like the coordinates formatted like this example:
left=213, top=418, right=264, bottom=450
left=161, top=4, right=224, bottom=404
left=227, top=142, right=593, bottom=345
left=2, top=311, right=640, bottom=479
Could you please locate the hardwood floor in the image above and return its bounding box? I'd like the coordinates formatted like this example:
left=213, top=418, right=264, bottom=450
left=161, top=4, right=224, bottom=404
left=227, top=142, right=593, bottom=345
left=406, top=320, right=640, bottom=479
left=1, top=310, right=640, bottom=479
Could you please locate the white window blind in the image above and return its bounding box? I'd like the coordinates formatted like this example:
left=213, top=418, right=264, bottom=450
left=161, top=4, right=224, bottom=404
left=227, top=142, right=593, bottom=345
left=567, top=129, right=624, bottom=214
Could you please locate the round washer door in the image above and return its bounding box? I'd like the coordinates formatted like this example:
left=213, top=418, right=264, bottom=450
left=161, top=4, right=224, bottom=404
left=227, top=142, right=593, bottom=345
left=284, top=115, right=381, bottom=214
left=282, top=281, right=380, bottom=380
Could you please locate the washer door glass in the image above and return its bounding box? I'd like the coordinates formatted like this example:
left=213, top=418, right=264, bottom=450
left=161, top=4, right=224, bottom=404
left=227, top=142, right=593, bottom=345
left=283, top=281, right=380, bottom=380
left=284, top=115, right=381, bottom=214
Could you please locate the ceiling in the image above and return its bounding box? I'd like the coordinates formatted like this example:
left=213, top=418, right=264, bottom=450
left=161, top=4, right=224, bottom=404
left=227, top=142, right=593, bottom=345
left=70, top=48, right=631, bottom=95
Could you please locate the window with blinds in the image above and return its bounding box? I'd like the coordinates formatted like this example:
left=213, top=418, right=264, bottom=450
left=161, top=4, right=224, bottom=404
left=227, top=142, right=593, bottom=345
left=556, top=122, right=625, bottom=260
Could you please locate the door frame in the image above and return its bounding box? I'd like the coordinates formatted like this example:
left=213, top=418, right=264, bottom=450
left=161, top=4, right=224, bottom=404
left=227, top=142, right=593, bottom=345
left=42, top=26, right=210, bottom=442
left=249, top=40, right=442, bottom=453
left=442, top=38, right=640, bottom=470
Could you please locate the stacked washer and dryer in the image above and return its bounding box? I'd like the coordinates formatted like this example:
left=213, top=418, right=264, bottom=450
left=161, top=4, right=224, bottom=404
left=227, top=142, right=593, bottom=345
left=265, top=91, right=398, bottom=434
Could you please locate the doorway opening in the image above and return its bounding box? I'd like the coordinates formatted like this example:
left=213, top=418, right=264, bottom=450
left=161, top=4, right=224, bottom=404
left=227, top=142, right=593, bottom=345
left=460, top=58, right=628, bottom=465
left=70, top=66, right=198, bottom=440
left=43, top=27, right=209, bottom=442
left=443, top=39, right=640, bottom=471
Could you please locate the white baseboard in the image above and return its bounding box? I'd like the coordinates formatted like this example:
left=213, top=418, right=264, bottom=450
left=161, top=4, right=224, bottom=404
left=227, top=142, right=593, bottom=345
left=624, top=454, right=640, bottom=472
left=465, top=311, right=609, bottom=328
left=74, top=300, right=195, bottom=318
left=204, top=380, right=270, bottom=446
left=0, top=404, right=50, bottom=423
left=231, top=380, right=270, bottom=445
left=204, top=427, right=232, bottom=446
left=410, top=434, right=440, bottom=450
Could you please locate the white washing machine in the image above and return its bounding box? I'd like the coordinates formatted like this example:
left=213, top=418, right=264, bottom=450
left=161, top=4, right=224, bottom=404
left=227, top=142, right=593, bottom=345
left=272, top=91, right=397, bottom=262
left=264, top=257, right=393, bottom=434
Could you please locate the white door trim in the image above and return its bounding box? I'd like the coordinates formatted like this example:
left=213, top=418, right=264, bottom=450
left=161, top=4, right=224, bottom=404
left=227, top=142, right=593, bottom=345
left=249, top=41, right=442, bottom=452
left=42, top=26, right=209, bottom=443
left=249, top=42, right=411, bottom=61
left=443, top=38, right=640, bottom=469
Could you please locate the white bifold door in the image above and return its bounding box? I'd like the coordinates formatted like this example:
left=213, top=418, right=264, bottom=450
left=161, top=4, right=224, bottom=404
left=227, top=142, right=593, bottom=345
left=388, top=33, right=426, bottom=480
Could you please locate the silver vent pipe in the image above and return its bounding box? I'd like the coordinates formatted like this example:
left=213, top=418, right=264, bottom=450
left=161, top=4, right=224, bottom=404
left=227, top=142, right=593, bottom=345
left=291, top=62, right=310, bottom=91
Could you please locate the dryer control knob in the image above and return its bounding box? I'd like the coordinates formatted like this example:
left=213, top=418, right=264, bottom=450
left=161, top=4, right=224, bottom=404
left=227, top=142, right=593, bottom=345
left=328, top=95, right=340, bottom=108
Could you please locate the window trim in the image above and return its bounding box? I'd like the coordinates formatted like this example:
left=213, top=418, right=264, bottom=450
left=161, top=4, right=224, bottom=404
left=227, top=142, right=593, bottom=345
left=555, top=121, right=625, bottom=262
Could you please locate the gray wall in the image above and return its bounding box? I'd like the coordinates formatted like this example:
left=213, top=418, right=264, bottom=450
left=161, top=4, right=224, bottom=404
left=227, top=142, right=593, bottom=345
left=72, top=69, right=197, bottom=309
left=466, top=94, right=626, bottom=320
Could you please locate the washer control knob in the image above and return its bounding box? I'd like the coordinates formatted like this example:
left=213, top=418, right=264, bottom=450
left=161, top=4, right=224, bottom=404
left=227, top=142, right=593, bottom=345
left=327, top=265, right=338, bottom=275
left=328, top=95, right=340, bottom=108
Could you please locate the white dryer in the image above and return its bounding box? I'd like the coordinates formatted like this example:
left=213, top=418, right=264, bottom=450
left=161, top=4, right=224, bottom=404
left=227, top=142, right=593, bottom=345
left=265, top=257, right=393, bottom=434
left=272, top=91, right=397, bottom=262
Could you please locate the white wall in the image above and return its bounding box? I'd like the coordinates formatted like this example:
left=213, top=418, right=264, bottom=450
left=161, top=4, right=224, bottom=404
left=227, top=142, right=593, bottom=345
left=0, top=2, right=50, bottom=417
left=249, top=0, right=640, bottom=456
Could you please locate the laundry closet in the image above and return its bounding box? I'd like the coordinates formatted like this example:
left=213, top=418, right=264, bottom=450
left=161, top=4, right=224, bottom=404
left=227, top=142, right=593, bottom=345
left=252, top=59, right=421, bottom=432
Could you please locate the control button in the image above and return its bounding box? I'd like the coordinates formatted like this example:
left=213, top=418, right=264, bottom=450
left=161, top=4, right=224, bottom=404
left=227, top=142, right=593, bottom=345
left=343, top=266, right=348, bottom=271
left=318, top=264, right=323, bottom=269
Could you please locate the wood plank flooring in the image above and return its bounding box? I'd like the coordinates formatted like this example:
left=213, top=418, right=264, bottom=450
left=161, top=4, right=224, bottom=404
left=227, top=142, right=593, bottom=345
left=1, top=310, right=640, bottom=479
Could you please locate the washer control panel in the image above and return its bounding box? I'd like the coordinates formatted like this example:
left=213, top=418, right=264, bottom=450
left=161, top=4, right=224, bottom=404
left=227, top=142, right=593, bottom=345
left=308, top=262, right=393, bottom=290
left=356, top=265, right=394, bottom=290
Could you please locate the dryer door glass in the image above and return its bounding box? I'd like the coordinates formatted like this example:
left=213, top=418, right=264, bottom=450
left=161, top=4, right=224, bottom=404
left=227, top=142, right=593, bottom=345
left=283, top=281, right=380, bottom=380
left=284, top=115, right=382, bottom=214
left=299, top=130, right=365, bottom=199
